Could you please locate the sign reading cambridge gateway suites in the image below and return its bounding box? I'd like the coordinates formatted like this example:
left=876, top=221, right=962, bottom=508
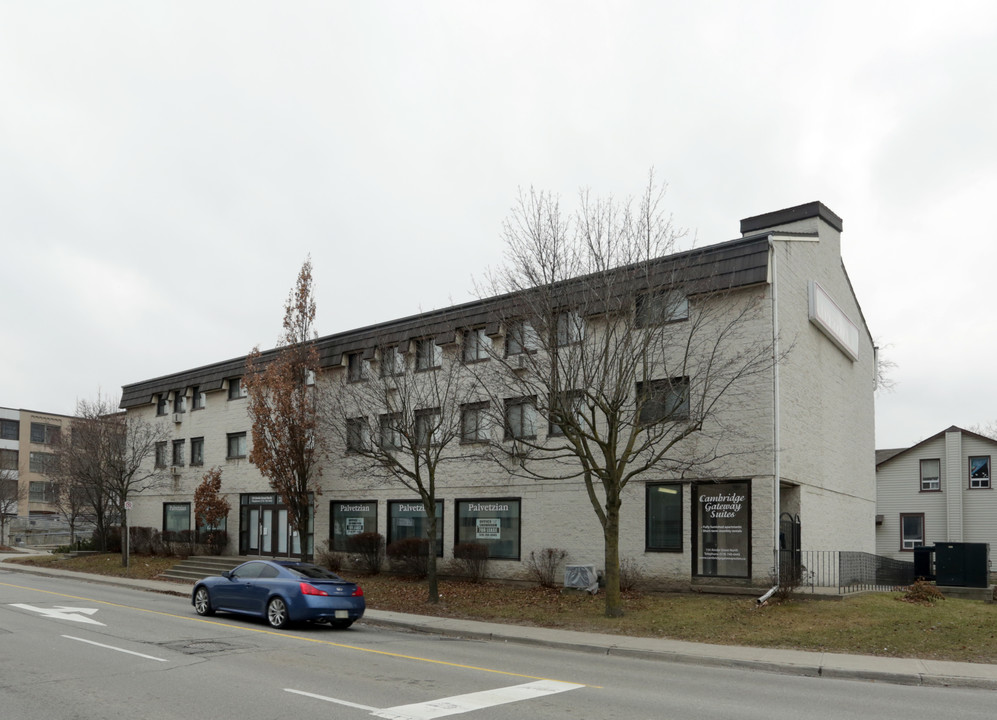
left=694, top=481, right=751, bottom=578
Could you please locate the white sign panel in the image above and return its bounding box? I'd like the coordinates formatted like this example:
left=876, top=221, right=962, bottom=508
left=475, top=518, right=501, bottom=540
left=809, top=280, right=859, bottom=361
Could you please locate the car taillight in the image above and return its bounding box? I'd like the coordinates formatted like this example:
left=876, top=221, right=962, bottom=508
left=300, top=582, right=329, bottom=596
left=352, top=586, right=364, bottom=597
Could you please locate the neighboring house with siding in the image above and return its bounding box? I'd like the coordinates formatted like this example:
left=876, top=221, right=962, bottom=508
left=119, top=201, right=876, bottom=588
left=876, top=426, right=997, bottom=561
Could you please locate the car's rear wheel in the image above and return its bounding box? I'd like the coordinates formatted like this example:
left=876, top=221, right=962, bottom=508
left=193, top=587, right=214, bottom=616
left=267, top=597, right=289, bottom=629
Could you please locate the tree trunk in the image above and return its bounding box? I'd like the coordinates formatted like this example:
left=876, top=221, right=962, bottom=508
left=603, top=506, right=623, bottom=617
left=426, top=513, right=439, bottom=604
left=121, top=514, right=130, bottom=568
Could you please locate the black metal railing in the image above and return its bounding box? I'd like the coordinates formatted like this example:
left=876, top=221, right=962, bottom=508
left=782, top=550, right=915, bottom=594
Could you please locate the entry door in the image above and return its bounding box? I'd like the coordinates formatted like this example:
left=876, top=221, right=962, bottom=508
left=247, top=508, right=260, bottom=554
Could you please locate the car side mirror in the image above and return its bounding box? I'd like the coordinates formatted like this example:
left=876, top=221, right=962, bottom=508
left=221, top=570, right=232, bottom=579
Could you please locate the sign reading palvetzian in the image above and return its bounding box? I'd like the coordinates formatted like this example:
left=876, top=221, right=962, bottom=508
left=693, top=481, right=751, bottom=578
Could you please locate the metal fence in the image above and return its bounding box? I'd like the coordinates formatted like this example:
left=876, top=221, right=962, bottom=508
left=782, top=550, right=915, bottom=594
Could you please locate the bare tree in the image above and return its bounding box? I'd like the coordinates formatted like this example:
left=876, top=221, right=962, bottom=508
left=50, top=473, right=91, bottom=549
left=0, top=468, right=18, bottom=546
left=245, top=258, right=326, bottom=561
left=326, top=333, right=478, bottom=603
left=477, top=176, right=777, bottom=617
left=970, top=422, right=997, bottom=441
left=48, top=394, right=169, bottom=565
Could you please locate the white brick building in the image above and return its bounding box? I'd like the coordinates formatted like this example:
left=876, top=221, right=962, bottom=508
left=120, top=201, right=876, bottom=587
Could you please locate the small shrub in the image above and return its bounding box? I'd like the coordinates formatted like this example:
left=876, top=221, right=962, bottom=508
left=161, top=530, right=195, bottom=558
left=198, top=530, right=228, bottom=555
left=347, top=532, right=385, bottom=575
left=618, top=556, right=646, bottom=593
left=901, top=579, right=945, bottom=605
left=315, top=540, right=344, bottom=572
left=452, top=542, right=490, bottom=583
left=129, top=526, right=158, bottom=555
left=526, top=548, right=568, bottom=588
left=767, top=561, right=807, bottom=602
left=386, top=537, right=429, bottom=577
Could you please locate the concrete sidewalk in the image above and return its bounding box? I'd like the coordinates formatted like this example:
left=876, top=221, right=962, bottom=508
left=3, top=552, right=996, bottom=691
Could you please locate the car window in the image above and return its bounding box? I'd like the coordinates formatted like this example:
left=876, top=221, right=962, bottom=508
left=284, top=563, right=343, bottom=581
left=231, top=562, right=265, bottom=580
left=258, top=565, right=280, bottom=579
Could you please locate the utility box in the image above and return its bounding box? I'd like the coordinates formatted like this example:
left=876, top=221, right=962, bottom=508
left=913, top=545, right=935, bottom=581
left=934, top=542, right=989, bottom=588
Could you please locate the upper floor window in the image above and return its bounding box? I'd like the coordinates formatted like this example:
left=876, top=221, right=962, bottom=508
left=155, top=442, right=168, bottom=468
left=29, top=451, right=56, bottom=474
left=415, top=408, right=442, bottom=447
left=549, top=390, right=584, bottom=437
left=380, top=346, right=405, bottom=377
left=506, top=321, right=537, bottom=356
left=416, top=338, right=441, bottom=371
left=30, top=422, right=61, bottom=445
left=172, top=439, right=185, bottom=467
left=555, top=311, right=584, bottom=346
left=347, top=352, right=367, bottom=382
left=228, top=378, right=247, bottom=400
left=636, top=378, right=690, bottom=425
left=461, top=402, right=490, bottom=443
left=463, top=328, right=492, bottom=363
left=191, top=387, right=206, bottom=410
left=636, top=290, right=689, bottom=327
left=156, top=394, right=168, bottom=416
left=1, top=448, right=19, bottom=471
left=504, top=397, right=537, bottom=440
left=346, top=418, right=368, bottom=452
left=379, top=414, right=402, bottom=450
left=29, top=480, right=55, bottom=503
left=190, top=437, right=204, bottom=466
left=173, top=392, right=185, bottom=414
left=969, top=456, right=991, bottom=489
left=920, top=459, right=940, bottom=492
left=0, top=419, right=19, bottom=440
left=227, top=432, right=247, bottom=459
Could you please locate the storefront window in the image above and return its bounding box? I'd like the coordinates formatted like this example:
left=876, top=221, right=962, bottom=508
left=693, top=481, right=750, bottom=578
left=164, top=503, right=191, bottom=534
left=388, top=500, right=443, bottom=556
left=646, top=483, right=682, bottom=551
left=331, top=501, right=378, bottom=551
left=455, top=499, right=521, bottom=559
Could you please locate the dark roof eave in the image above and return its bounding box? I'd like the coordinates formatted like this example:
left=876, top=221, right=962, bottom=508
left=120, top=234, right=771, bottom=408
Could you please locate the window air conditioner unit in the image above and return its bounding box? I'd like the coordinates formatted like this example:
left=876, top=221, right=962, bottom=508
left=170, top=466, right=181, bottom=477
left=173, top=413, right=183, bottom=423
left=513, top=354, right=528, bottom=370
left=564, top=564, right=599, bottom=594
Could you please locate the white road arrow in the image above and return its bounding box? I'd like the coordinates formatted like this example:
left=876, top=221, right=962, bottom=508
left=10, top=604, right=106, bottom=626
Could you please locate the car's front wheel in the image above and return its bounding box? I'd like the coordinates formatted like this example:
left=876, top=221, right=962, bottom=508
left=267, top=597, right=289, bottom=629
left=193, top=587, right=214, bottom=616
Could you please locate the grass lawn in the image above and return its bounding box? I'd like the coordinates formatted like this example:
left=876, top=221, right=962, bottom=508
left=6, top=551, right=997, bottom=664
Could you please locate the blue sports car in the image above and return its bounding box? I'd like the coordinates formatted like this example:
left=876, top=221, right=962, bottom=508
left=191, top=559, right=365, bottom=629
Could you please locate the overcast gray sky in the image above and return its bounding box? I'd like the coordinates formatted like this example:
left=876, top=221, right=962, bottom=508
left=1, top=1, right=994, bottom=449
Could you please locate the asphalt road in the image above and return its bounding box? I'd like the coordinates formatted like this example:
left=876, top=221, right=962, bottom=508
left=1, top=570, right=995, bottom=720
